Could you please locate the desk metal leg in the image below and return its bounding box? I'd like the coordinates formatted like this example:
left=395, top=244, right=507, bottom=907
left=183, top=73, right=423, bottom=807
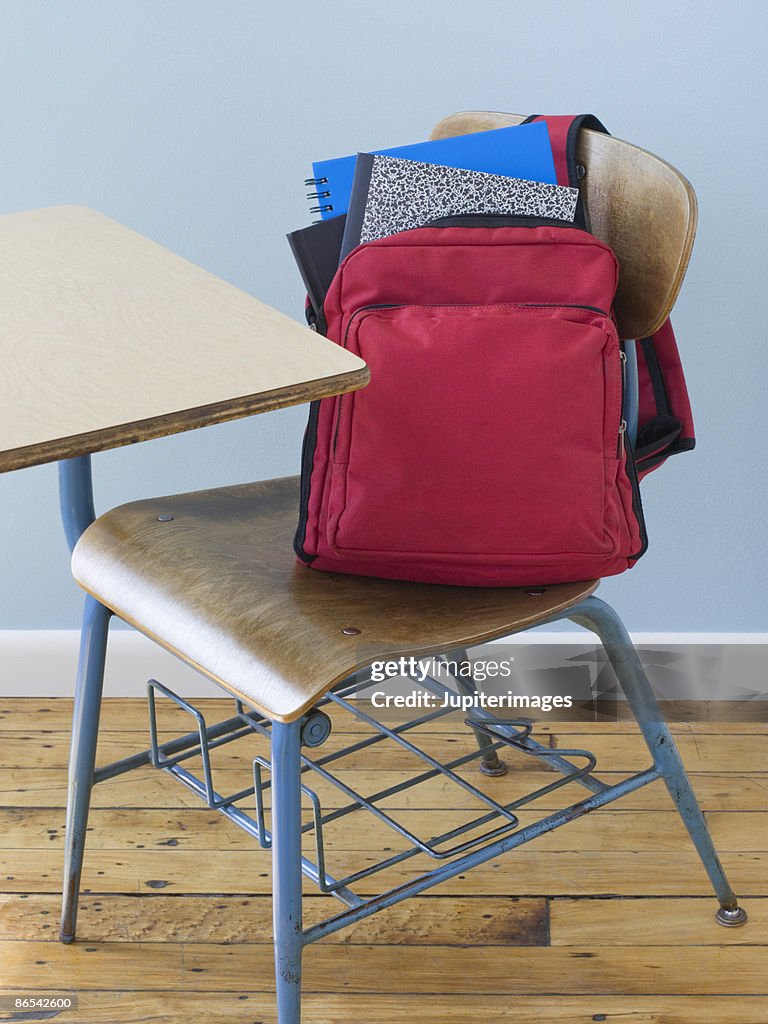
left=58, top=455, right=96, bottom=551
left=271, top=720, right=304, bottom=1024
left=60, top=596, right=112, bottom=943
left=570, top=595, right=748, bottom=927
left=58, top=454, right=112, bottom=941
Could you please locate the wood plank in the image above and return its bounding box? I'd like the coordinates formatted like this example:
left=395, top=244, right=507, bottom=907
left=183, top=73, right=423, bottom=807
left=554, top=733, right=768, bottom=772
left=5, top=725, right=763, bottom=774
left=0, top=848, right=761, bottom=897
left=551, top=896, right=768, bottom=946
left=2, top=763, right=570, bottom=811
left=1, top=765, right=765, bottom=811
left=540, top=720, right=768, bottom=737
left=0, top=992, right=764, bottom=1024
left=0, top=729, right=552, bottom=771
left=3, top=808, right=765, bottom=854
left=0, top=893, right=545, bottom=946
left=1, top=940, right=767, bottom=994
left=1, top=698, right=766, bottom=732
left=3, top=726, right=767, bottom=776
left=86, top=729, right=768, bottom=779
left=0, top=697, right=228, bottom=732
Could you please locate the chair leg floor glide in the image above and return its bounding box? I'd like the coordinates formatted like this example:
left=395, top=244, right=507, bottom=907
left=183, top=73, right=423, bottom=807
left=447, top=646, right=509, bottom=776
left=59, top=595, right=747, bottom=1024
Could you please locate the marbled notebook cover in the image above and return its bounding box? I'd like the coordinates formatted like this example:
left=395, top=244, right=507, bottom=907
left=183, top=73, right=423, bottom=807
left=340, top=152, right=579, bottom=260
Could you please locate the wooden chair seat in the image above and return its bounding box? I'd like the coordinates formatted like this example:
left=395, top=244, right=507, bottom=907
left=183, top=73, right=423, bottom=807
left=72, top=476, right=597, bottom=722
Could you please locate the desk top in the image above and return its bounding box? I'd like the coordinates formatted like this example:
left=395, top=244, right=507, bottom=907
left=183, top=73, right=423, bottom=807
left=0, top=205, right=368, bottom=473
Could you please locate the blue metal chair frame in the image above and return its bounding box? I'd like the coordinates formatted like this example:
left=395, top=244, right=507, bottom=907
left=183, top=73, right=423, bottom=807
left=56, top=446, right=748, bottom=1024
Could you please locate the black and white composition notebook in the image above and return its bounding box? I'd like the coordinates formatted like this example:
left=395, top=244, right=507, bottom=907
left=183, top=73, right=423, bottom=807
left=339, top=153, right=580, bottom=261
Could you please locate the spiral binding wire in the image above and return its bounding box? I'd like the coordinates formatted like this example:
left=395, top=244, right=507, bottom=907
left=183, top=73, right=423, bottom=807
left=305, top=176, right=333, bottom=215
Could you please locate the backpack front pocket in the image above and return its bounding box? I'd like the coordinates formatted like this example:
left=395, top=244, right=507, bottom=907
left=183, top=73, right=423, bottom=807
left=327, top=302, right=626, bottom=562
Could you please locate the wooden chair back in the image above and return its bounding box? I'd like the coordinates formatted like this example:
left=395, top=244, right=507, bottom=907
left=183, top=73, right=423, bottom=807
left=430, top=111, right=697, bottom=339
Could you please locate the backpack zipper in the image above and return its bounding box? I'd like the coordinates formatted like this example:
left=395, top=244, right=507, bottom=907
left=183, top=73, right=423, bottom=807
left=623, top=426, right=649, bottom=559
left=342, top=301, right=611, bottom=350
left=425, top=212, right=585, bottom=231
left=332, top=301, right=613, bottom=456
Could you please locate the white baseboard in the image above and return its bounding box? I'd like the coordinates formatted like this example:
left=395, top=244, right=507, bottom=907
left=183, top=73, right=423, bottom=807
left=489, top=631, right=768, bottom=644
left=0, top=629, right=218, bottom=698
left=0, top=629, right=766, bottom=699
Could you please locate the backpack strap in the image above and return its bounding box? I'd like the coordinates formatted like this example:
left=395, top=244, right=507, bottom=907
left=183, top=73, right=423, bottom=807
left=634, top=320, right=696, bottom=477
left=522, top=113, right=609, bottom=229
left=523, top=113, right=696, bottom=477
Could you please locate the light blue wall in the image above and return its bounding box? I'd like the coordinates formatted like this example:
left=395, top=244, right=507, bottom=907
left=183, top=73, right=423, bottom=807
left=0, top=0, right=765, bottom=630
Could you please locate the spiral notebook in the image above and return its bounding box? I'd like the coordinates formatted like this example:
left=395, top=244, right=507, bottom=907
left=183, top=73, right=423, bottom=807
left=338, top=153, right=580, bottom=261
left=306, top=121, right=556, bottom=220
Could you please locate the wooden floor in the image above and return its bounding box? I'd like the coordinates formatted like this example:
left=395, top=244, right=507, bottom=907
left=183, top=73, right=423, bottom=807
left=0, top=697, right=766, bottom=1023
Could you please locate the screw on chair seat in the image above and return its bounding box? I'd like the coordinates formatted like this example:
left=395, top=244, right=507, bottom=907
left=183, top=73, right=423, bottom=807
left=71, top=475, right=597, bottom=722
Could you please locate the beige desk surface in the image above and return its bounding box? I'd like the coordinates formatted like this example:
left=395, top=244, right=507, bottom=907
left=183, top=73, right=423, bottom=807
left=0, top=205, right=368, bottom=473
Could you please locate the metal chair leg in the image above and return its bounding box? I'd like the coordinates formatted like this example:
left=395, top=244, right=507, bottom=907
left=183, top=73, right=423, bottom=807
left=570, top=595, right=747, bottom=927
left=60, top=596, right=112, bottom=943
left=445, top=648, right=507, bottom=776
left=271, top=719, right=304, bottom=1024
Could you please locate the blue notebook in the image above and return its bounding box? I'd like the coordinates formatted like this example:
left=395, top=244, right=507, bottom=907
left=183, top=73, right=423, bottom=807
left=307, top=121, right=556, bottom=220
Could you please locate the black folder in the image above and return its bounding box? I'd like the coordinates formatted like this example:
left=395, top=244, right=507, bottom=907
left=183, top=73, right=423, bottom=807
left=287, top=214, right=346, bottom=318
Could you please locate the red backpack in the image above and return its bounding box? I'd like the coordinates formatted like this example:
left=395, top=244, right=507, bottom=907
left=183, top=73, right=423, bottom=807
left=294, top=114, right=695, bottom=586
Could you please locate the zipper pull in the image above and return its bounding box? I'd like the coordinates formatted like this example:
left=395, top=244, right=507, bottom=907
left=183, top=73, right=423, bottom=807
left=618, top=419, right=627, bottom=457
